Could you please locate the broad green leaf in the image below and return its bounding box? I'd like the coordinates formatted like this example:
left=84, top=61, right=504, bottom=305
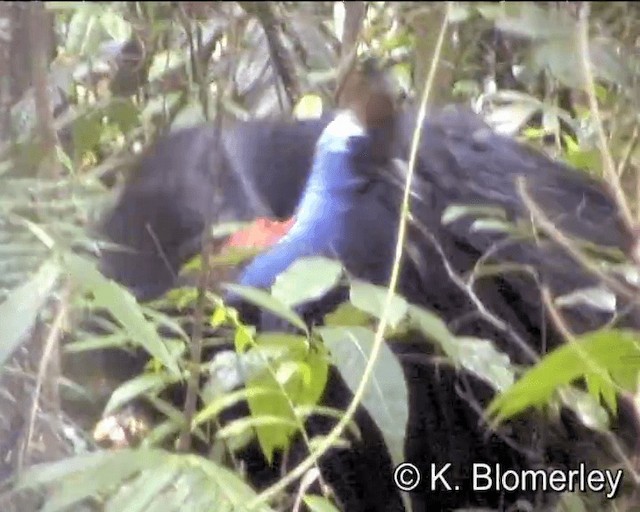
left=106, top=99, right=140, bottom=135
left=408, top=305, right=457, bottom=358
left=324, top=302, right=371, bottom=327
left=349, top=280, right=408, bottom=329
left=488, top=329, right=640, bottom=421
left=104, top=464, right=178, bottom=512
left=556, top=490, right=589, bottom=512
left=272, top=257, right=343, bottom=308
left=589, top=37, right=632, bottom=88
left=195, top=388, right=271, bottom=428
left=448, top=3, right=472, bottom=23
left=243, top=339, right=327, bottom=462
left=318, top=326, right=408, bottom=469
left=64, top=331, right=130, bottom=353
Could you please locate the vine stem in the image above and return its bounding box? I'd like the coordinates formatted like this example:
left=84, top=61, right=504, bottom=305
left=247, top=3, right=453, bottom=509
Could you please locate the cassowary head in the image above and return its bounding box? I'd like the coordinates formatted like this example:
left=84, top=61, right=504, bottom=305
left=232, top=58, right=400, bottom=308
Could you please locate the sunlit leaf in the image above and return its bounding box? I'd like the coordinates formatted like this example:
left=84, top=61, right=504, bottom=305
left=304, top=495, right=341, bottom=512
left=489, top=329, right=640, bottom=421
left=272, top=257, right=343, bottom=308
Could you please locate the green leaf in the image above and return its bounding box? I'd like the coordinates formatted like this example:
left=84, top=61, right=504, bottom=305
left=195, top=388, right=270, bottom=428
left=324, top=302, right=372, bottom=327
left=64, top=331, right=130, bottom=353
left=349, top=280, right=408, bottom=329
left=488, top=329, right=640, bottom=421
left=72, top=113, right=103, bottom=156
left=448, top=3, right=472, bottom=23
left=103, top=464, right=178, bottom=512
left=224, top=283, right=308, bottom=333
left=408, top=305, right=458, bottom=358
left=532, top=40, right=583, bottom=89
left=318, top=326, right=408, bottom=469
left=16, top=449, right=276, bottom=512
left=272, top=257, right=343, bottom=308
left=0, top=259, right=60, bottom=369
left=63, top=254, right=180, bottom=377
left=243, top=338, right=327, bottom=462
left=556, top=489, right=589, bottom=512
left=104, top=373, right=181, bottom=416
left=589, top=37, right=632, bottom=88
left=304, top=495, right=341, bottom=512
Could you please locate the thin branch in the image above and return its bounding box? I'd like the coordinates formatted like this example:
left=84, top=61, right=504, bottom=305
left=517, top=177, right=639, bottom=304
left=241, top=2, right=301, bottom=107
left=577, top=4, right=636, bottom=245
left=20, top=287, right=68, bottom=471
left=248, top=2, right=453, bottom=509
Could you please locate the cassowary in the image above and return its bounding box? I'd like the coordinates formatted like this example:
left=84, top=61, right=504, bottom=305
left=221, top=80, right=638, bottom=511
left=91, top=65, right=639, bottom=511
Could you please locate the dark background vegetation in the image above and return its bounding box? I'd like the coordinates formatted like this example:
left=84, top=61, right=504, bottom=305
left=1, top=2, right=640, bottom=511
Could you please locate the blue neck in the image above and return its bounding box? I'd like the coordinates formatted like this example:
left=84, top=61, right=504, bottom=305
left=238, top=112, right=369, bottom=289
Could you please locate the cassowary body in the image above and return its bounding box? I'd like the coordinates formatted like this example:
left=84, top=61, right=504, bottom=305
left=227, top=103, right=637, bottom=511
left=92, top=96, right=639, bottom=511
